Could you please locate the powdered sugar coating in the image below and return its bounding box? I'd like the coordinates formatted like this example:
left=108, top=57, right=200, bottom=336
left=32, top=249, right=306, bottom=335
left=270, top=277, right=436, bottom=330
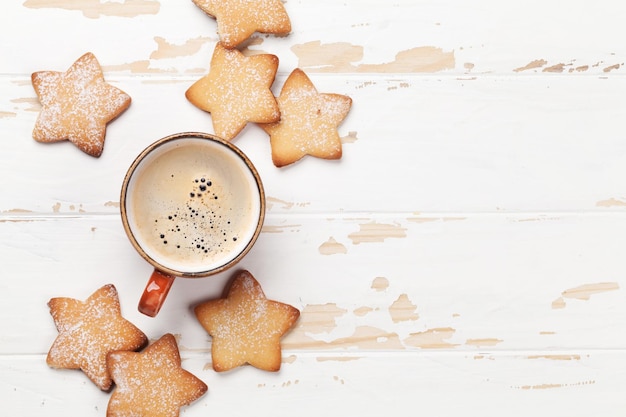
left=192, top=0, right=291, bottom=48
left=106, top=333, right=207, bottom=417
left=194, top=270, right=300, bottom=372
left=259, top=68, right=353, bottom=167
left=46, top=284, right=147, bottom=391
left=31, top=52, right=131, bottom=157
left=186, top=43, right=280, bottom=140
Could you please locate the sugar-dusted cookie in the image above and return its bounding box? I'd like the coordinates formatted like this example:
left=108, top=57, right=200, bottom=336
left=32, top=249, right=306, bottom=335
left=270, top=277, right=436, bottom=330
left=106, top=333, right=208, bottom=417
left=46, top=284, right=147, bottom=391
left=258, top=68, right=352, bottom=167
left=185, top=42, right=280, bottom=140
left=31, top=52, right=131, bottom=157
left=192, top=0, right=291, bottom=48
left=194, top=270, right=300, bottom=372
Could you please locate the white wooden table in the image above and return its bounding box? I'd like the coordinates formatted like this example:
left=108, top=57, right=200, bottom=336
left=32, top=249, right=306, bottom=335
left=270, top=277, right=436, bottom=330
left=2, top=1, right=626, bottom=415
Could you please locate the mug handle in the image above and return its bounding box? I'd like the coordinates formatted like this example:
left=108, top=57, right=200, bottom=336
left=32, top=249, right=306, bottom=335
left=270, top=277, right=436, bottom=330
left=138, top=269, right=175, bottom=317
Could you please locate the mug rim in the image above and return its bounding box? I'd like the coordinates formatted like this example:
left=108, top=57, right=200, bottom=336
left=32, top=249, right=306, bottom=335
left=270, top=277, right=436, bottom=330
left=120, top=131, right=265, bottom=278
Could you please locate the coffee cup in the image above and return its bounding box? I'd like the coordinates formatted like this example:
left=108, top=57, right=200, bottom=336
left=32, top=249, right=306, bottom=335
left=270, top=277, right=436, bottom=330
left=120, top=132, right=265, bottom=317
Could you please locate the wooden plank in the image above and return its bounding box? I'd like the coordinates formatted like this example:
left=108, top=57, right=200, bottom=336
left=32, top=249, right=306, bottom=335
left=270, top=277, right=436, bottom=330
left=2, top=76, right=626, bottom=213
left=4, top=351, right=625, bottom=417
left=2, top=213, right=624, bottom=354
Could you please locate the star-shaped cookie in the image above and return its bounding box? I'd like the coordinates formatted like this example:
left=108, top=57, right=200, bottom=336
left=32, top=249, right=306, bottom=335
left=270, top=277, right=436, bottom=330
left=194, top=270, right=300, bottom=372
left=185, top=42, right=280, bottom=140
left=258, top=68, right=352, bottom=167
left=31, top=52, right=131, bottom=157
left=46, top=284, right=147, bottom=390
left=192, top=0, right=291, bottom=48
left=106, top=333, right=208, bottom=417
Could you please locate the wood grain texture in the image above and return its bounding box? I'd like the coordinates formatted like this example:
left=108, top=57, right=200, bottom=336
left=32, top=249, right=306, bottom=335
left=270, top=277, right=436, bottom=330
left=1, top=1, right=625, bottom=416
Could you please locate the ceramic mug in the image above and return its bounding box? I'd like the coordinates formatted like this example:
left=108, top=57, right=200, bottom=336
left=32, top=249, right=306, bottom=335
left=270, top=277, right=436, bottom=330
left=120, top=132, right=265, bottom=317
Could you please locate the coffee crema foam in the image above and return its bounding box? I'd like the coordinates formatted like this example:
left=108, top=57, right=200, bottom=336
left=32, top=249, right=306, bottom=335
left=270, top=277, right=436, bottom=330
left=126, top=140, right=261, bottom=274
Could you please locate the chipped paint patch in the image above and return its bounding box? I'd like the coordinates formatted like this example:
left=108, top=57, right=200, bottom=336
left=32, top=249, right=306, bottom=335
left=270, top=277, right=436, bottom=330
left=281, top=380, right=299, bottom=388
left=551, top=297, right=567, bottom=309
left=0, top=218, right=36, bottom=223
left=552, top=282, right=619, bottom=308
left=261, top=224, right=301, bottom=233
left=596, top=197, right=626, bottom=207
left=520, top=383, right=562, bottom=390
left=2, top=208, right=33, bottom=214
left=403, top=327, right=458, bottom=349
left=0, top=111, right=16, bottom=118
left=23, top=0, right=160, bottom=19
left=570, top=65, right=589, bottom=72
left=353, top=306, right=374, bottom=316
left=407, top=216, right=438, bottom=224
left=527, top=354, right=581, bottom=361
left=333, top=376, right=345, bottom=384
left=291, top=41, right=363, bottom=72
left=388, top=294, right=419, bottom=323
left=286, top=325, right=403, bottom=350
left=330, top=326, right=404, bottom=349
left=12, top=97, right=40, bottom=112
left=474, top=355, right=488, bottom=360
left=291, top=41, right=454, bottom=73
left=282, top=355, right=297, bottom=364
left=357, top=46, right=455, bottom=73
left=603, top=63, right=621, bottom=72
left=543, top=63, right=567, bottom=73
left=266, top=196, right=295, bottom=210
left=562, top=282, right=620, bottom=301
left=285, top=305, right=405, bottom=350
left=319, top=237, right=347, bottom=255
left=371, top=277, right=389, bottom=291
left=265, top=196, right=309, bottom=210
left=293, top=304, right=347, bottom=335
left=465, top=338, right=503, bottom=347
left=356, top=81, right=376, bottom=89
left=515, top=380, right=595, bottom=390
left=514, top=59, right=621, bottom=74
left=514, top=59, right=548, bottom=72
left=150, top=36, right=212, bottom=59
left=348, top=221, right=407, bottom=244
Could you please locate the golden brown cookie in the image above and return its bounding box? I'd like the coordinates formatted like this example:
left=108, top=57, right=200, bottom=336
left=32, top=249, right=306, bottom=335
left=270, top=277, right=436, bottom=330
left=106, top=333, right=208, bottom=417
left=194, top=270, right=300, bottom=372
left=46, top=284, right=147, bottom=391
left=192, top=0, right=291, bottom=48
left=258, top=68, right=352, bottom=167
left=31, top=52, right=131, bottom=157
left=185, top=42, right=280, bottom=141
